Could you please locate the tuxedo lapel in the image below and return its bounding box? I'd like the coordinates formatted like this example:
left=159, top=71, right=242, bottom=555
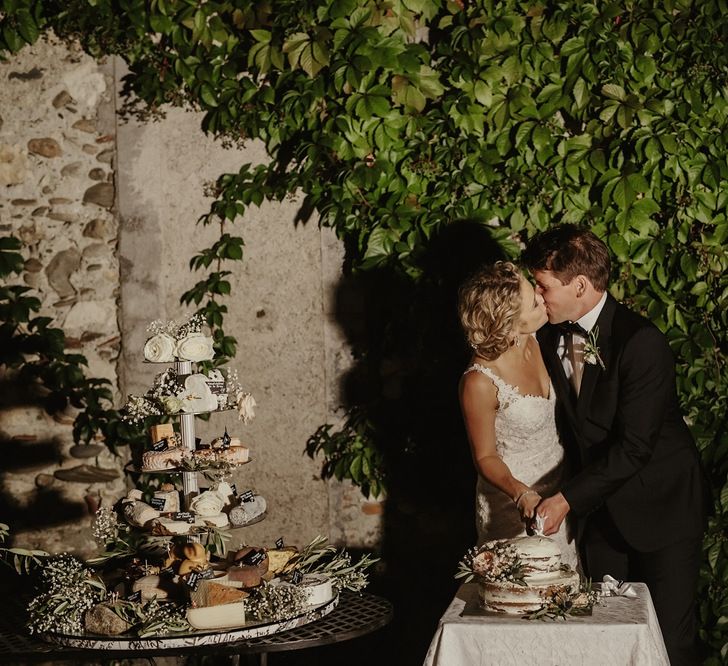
left=576, top=295, right=617, bottom=419
left=537, top=324, right=577, bottom=423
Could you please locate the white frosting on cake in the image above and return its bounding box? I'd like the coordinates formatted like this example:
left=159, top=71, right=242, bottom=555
left=478, top=536, right=580, bottom=614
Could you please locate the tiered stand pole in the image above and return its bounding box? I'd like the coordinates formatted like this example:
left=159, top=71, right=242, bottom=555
left=175, top=360, right=199, bottom=508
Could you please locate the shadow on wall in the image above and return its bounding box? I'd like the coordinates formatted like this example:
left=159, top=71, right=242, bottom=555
left=0, top=434, right=88, bottom=537
left=321, top=220, right=507, bottom=665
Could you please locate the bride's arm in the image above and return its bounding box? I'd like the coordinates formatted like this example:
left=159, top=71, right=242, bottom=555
left=459, top=372, right=540, bottom=517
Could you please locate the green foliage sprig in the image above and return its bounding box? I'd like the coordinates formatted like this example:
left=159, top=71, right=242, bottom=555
left=0, top=522, right=48, bottom=575
left=289, top=535, right=379, bottom=593
left=0, top=235, right=145, bottom=453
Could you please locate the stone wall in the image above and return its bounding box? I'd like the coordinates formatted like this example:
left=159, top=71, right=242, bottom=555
left=0, top=36, right=124, bottom=554
left=0, top=36, right=382, bottom=556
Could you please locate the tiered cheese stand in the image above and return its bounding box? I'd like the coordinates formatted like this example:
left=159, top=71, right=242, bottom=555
left=43, top=355, right=340, bottom=650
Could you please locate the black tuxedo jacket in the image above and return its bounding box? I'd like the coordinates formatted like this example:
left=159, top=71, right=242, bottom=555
left=537, top=294, right=707, bottom=552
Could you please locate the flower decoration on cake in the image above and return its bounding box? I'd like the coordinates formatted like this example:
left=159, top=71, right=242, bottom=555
left=456, top=540, right=525, bottom=585
left=144, top=314, right=214, bottom=363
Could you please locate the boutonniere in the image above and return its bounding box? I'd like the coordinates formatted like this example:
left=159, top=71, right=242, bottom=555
left=583, top=326, right=605, bottom=370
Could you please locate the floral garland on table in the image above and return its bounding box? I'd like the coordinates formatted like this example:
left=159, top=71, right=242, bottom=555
left=524, top=584, right=600, bottom=621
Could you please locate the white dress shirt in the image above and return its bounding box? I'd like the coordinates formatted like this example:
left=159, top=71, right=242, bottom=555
left=558, top=291, right=608, bottom=382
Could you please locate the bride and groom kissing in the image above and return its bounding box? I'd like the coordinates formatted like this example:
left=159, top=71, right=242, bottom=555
left=458, top=224, right=707, bottom=665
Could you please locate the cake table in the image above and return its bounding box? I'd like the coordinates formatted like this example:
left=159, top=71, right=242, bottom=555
left=423, top=582, right=669, bottom=666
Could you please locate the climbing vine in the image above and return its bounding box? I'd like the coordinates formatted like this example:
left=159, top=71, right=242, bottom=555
left=1, top=0, right=727, bottom=657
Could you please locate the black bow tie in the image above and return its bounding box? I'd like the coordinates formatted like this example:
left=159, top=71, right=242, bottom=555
left=558, top=321, right=588, bottom=336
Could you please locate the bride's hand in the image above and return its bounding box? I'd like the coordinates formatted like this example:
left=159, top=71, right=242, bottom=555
left=515, top=489, right=542, bottom=519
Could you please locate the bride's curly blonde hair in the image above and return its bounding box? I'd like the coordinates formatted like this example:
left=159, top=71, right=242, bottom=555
left=458, top=261, right=523, bottom=361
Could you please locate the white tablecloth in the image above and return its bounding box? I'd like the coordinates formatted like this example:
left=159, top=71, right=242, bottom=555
left=423, top=583, right=669, bottom=666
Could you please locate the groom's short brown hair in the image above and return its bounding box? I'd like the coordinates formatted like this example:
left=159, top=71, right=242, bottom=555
left=522, top=224, right=611, bottom=291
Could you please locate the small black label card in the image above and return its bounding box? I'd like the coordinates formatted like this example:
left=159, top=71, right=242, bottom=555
left=150, top=497, right=166, bottom=511
left=195, top=437, right=202, bottom=447
left=151, top=438, right=169, bottom=452
left=222, top=428, right=231, bottom=449
left=241, top=548, right=266, bottom=566
left=186, top=571, right=201, bottom=590
left=291, top=570, right=303, bottom=585
left=199, top=567, right=216, bottom=580
left=159, top=566, right=175, bottom=578
left=127, top=590, right=142, bottom=603
left=240, top=490, right=255, bottom=503
left=275, top=537, right=284, bottom=549
left=172, top=511, right=195, bottom=524
left=230, top=483, right=238, bottom=496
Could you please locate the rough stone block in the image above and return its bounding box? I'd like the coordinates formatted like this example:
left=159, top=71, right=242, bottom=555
left=27, top=137, right=62, bottom=158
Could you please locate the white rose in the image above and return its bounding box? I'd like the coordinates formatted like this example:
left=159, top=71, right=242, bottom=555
left=144, top=333, right=176, bottom=362
left=236, top=391, right=257, bottom=423
left=160, top=396, right=183, bottom=414
left=175, top=332, right=215, bottom=362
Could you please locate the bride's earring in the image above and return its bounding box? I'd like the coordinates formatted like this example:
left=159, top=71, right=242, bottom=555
left=513, top=335, right=520, bottom=348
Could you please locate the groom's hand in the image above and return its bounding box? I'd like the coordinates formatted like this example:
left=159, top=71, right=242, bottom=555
left=537, top=493, right=570, bottom=536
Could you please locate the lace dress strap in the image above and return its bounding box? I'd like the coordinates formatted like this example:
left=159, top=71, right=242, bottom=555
left=463, top=363, right=520, bottom=409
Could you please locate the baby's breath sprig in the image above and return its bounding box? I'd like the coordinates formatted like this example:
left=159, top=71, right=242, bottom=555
left=92, top=506, right=118, bottom=546
left=246, top=581, right=308, bottom=621
left=121, top=395, right=162, bottom=424
left=27, top=554, right=106, bottom=635
left=134, top=598, right=191, bottom=637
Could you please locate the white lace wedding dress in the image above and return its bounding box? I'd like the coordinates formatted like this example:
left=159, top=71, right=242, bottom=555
left=464, top=363, right=578, bottom=569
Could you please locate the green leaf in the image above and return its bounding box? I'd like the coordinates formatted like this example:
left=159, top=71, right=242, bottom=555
left=200, top=84, right=218, bottom=107
left=601, top=84, right=626, bottom=101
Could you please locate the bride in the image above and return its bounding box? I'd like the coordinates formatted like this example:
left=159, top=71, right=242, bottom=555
left=458, top=261, right=577, bottom=568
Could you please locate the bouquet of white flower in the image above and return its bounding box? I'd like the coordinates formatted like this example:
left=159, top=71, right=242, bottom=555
left=143, top=315, right=214, bottom=363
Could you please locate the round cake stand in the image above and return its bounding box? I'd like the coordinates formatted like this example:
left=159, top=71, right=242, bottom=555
left=41, top=594, right=338, bottom=650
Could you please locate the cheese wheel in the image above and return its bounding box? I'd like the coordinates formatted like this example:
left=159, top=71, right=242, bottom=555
left=186, top=602, right=246, bottom=630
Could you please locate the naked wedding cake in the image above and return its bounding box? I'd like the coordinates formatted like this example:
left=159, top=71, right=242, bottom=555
left=460, top=536, right=580, bottom=614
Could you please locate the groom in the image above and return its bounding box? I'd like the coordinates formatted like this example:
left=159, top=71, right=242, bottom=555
left=522, top=225, right=707, bottom=665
